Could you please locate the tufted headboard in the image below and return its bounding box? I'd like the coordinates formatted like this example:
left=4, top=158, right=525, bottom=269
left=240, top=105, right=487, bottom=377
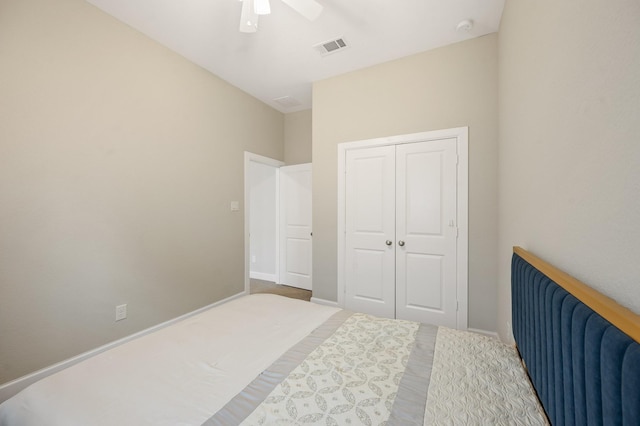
left=511, top=247, right=640, bottom=425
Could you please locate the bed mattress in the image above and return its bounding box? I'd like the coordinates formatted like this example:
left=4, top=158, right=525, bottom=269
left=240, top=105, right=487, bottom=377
left=0, top=294, right=546, bottom=425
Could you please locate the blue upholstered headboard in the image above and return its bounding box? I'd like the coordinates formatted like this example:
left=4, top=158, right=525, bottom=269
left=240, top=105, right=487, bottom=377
left=511, top=247, right=640, bottom=425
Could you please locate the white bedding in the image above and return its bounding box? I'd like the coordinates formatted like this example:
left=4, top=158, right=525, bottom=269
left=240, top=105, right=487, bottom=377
left=238, top=313, right=420, bottom=425
left=205, top=312, right=546, bottom=426
left=0, top=294, right=546, bottom=425
left=424, top=327, right=547, bottom=425
left=0, top=294, right=339, bottom=426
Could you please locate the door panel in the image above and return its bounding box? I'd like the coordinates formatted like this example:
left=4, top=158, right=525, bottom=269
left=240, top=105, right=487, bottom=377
left=395, top=139, right=458, bottom=327
left=280, top=164, right=312, bottom=290
left=353, top=157, right=388, bottom=231
left=405, top=151, right=443, bottom=235
left=286, top=239, right=310, bottom=275
left=353, top=249, right=386, bottom=301
left=344, top=146, right=396, bottom=319
left=405, top=253, right=442, bottom=310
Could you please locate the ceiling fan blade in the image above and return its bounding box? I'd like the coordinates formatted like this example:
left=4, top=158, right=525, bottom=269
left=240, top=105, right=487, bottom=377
left=280, top=0, right=323, bottom=21
left=239, top=0, right=259, bottom=33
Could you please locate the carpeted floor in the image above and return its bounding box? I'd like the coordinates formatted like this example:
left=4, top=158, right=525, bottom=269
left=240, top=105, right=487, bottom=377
left=250, top=279, right=311, bottom=302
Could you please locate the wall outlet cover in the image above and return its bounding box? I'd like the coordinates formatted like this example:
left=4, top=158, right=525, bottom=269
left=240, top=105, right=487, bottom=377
left=115, top=304, right=127, bottom=321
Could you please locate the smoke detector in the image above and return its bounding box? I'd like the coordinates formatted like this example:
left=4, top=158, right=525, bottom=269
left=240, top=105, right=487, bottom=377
left=314, top=37, right=349, bottom=57
left=456, top=19, right=474, bottom=33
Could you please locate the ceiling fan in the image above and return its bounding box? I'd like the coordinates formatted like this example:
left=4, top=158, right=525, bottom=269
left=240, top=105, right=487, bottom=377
left=238, top=0, right=323, bottom=33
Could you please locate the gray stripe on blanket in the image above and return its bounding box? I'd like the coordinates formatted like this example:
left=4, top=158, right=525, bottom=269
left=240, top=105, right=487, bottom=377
left=203, top=309, right=354, bottom=426
left=387, top=323, right=438, bottom=426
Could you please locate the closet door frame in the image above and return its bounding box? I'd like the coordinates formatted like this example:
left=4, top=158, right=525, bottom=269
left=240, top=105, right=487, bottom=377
left=337, top=127, right=469, bottom=330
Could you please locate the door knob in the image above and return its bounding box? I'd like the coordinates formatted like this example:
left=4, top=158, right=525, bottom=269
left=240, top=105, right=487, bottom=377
left=398, top=240, right=405, bottom=246
left=385, top=240, right=392, bottom=246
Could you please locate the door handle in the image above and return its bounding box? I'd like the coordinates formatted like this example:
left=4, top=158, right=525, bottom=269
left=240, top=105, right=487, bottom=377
left=385, top=240, right=393, bottom=246
left=398, top=240, right=405, bottom=247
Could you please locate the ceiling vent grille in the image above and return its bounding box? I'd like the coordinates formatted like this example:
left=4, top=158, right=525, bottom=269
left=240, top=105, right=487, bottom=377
left=314, top=37, right=349, bottom=56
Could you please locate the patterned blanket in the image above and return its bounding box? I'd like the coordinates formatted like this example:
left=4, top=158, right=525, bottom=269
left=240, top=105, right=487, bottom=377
left=204, top=311, right=546, bottom=425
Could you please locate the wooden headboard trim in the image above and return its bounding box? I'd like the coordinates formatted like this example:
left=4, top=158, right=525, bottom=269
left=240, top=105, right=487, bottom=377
left=513, top=246, right=640, bottom=343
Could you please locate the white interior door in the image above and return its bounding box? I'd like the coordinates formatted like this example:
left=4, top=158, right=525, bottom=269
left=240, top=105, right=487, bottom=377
left=279, top=164, right=312, bottom=290
left=344, top=146, right=396, bottom=318
left=337, top=128, right=468, bottom=329
left=343, top=137, right=460, bottom=327
left=395, top=139, right=458, bottom=327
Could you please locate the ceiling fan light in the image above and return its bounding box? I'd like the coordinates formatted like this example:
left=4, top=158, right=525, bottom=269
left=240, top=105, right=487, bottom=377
left=240, top=19, right=257, bottom=32
left=239, top=0, right=259, bottom=33
left=254, top=0, right=271, bottom=15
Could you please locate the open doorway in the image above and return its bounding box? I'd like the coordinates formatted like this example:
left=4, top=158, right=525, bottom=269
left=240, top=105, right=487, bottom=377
left=248, top=160, right=279, bottom=283
left=244, top=152, right=312, bottom=300
left=244, top=153, right=282, bottom=294
left=243, top=153, right=312, bottom=300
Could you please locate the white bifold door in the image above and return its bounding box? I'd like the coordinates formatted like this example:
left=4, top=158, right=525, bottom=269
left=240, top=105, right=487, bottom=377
left=345, top=139, right=458, bottom=327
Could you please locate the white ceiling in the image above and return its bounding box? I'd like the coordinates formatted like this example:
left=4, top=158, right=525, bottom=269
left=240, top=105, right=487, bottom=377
left=86, top=0, right=505, bottom=113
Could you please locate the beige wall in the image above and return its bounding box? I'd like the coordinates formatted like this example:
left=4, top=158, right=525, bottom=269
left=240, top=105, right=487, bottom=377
left=284, top=109, right=312, bottom=165
left=0, top=0, right=283, bottom=384
left=497, top=1, right=640, bottom=340
left=312, top=35, right=499, bottom=331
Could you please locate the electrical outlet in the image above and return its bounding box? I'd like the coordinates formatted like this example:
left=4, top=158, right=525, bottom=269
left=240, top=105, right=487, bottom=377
left=506, top=321, right=512, bottom=337
left=115, top=304, right=127, bottom=321
left=251, top=255, right=256, bottom=263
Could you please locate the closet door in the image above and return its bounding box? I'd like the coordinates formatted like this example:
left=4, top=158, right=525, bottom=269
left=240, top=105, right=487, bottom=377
left=344, top=146, right=396, bottom=318
left=395, top=139, right=458, bottom=327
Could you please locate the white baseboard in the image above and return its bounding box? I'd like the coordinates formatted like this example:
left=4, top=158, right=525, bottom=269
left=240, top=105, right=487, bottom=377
left=0, top=291, right=245, bottom=403
left=310, top=297, right=339, bottom=307
left=467, top=327, right=499, bottom=340
left=249, top=271, right=277, bottom=282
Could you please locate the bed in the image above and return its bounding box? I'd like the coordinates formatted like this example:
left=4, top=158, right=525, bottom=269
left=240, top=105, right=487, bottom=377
left=0, top=247, right=638, bottom=425
left=512, top=247, right=640, bottom=425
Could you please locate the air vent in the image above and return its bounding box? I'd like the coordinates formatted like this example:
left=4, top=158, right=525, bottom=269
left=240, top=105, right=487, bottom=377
left=313, top=37, right=349, bottom=57
left=273, top=96, right=302, bottom=109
